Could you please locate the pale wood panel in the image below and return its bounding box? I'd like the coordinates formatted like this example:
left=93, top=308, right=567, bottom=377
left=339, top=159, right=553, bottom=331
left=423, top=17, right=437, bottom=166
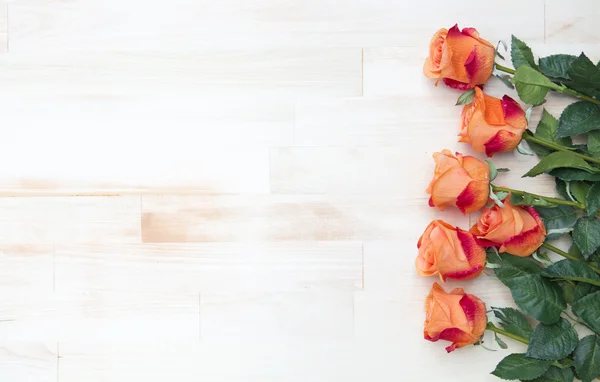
left=0, top=291, right=199, bottom=342
left=0, top=96, right=276, bottom=194
left=0, top=244, right=53, bottom=291
left=545, top=1, right=600, bottom=43
left=270, top=146, right=556, bottom=196
left=0, top=50, right=361, bottom=98
left=57, top=342, right=355, bottom=382
left=0, top=197, right=140, bottom=243
left=294, top=96, right=459, bottom=147
left=54, top=242, right=362, bottom=293
left=141, top=195, right=467, bottom=243
left=0, top=343, right=57, bottom=382
left=7, top=0, right=543, bottom=51
left=200, top=292, right=354, bottom=341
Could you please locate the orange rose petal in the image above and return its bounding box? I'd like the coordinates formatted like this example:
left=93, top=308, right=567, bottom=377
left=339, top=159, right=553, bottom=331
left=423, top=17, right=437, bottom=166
left=461, top=155, right=490, bottom=182
left=465, top=44, right=496, bottom=87
left=501, top=95, right=528, bottom=128
left=456, top=180, right=489, bottom=214
left=482, top=93, right=506, bottom=126
left=431, top=166, right=472, bottom=210
left=484, top=130, right=519, bottom=157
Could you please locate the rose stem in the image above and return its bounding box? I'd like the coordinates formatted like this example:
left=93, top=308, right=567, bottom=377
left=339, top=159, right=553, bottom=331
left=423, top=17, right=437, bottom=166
left=541, top=242, right=600, bottom=275
left=523, top=132, right=600, bottom=164
left=494, top=63, right=516, bottom=75
left=522, top=131, right=600, bottom=165
left=486, top=323, right=595, bottom=373
left=490, top=185, right=585, bottom=209
left=494, top=63, right=600, bottom=105
left=485, top=323, right=528, bottom=344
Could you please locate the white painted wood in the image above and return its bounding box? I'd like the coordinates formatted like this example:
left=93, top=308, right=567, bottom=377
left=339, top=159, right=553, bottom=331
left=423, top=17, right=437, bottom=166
left=54, top=242, right=363, bottom=293
left=0, top=0, right=592, bottom=381
left=0, top=197, right=140, bottom=243
left=8, top=0, right=544, bottom=51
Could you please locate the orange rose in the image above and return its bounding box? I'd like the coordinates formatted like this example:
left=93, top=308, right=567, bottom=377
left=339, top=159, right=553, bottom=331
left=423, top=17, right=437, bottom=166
left=423, top=25, right=495, bottom=90
left=424, top=282, right=487, bottom=353
left=416, top=220, right=486, bottom=281
left=459, top=87, right=527, bottom=157
left=470, top=195, right=546, bottom=257
left=427, top=149, right=491, bottom=214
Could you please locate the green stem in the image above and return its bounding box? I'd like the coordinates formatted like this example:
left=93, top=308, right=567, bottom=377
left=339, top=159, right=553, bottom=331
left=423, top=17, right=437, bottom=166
left=490, top=185, right=586, bottom=209
left=557, top=84, right=600, bottom=105
left=486, top=323, right=528, bottom=344
left=523, top=131, right=600, bottom=165
left=541, top=242, right=600, bottom=274
left=494, top=62, right=600, bottom=105
left=495, top=63, right=516, bottom=75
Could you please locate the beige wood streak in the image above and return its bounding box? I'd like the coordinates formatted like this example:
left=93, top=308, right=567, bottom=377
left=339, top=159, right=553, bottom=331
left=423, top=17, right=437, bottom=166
left=140, top=195, right=468, bottom=243
left=8, top=0, right=544, bottom=51
left=54, top=242, right=363, bottom=293
left=0, top=197, right=140, bottom=243
left=545, top=0, right=600, bottom=43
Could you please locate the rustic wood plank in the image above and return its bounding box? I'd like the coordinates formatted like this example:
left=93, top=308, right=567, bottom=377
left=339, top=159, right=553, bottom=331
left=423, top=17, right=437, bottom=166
left=0, top=291, right=199, bottom=342
left=0, top=197, right=140, bottom=243
left=141, top=195, right=467, bottom=243
left=54, top=242, right=363, bottom=293
left=0, top=96, right=278, bottom=194
left=0, top=50, right=361, bottom=98
left=200, top=292, right=354, bottom=341
left=8, top=0, right=543, bottom=50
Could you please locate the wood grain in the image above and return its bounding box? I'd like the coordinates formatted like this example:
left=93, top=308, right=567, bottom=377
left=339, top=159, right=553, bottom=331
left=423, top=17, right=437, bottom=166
left=141, top=195, right=467, bottom=243
left=0, top=343, right=57, bottom=382
left=0, top=197, right=140, bottom=243
left=7, top=0, right=544, bottom=51
left=54, top=242, right=363, bottom=293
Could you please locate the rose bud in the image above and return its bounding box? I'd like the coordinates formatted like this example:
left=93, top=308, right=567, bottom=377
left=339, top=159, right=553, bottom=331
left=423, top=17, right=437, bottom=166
left=470, top=195, right=546, bottom=257
left=416, top=220, right=486, bottom=281
left=424, top=282, right=487, bottom=353
left=427, top=149, right=491, bottom=214
left=459, top=87, right=528, bottom=157
left=423, top=25, right=495, bottom=90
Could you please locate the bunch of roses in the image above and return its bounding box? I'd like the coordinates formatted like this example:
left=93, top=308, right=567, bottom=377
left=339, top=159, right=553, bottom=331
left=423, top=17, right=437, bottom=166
left=419, top=25, right=600, bottom=382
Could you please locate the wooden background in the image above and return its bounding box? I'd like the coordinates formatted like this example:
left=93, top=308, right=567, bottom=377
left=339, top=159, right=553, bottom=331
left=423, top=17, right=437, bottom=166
left=0, top=0, right=597, bottom=380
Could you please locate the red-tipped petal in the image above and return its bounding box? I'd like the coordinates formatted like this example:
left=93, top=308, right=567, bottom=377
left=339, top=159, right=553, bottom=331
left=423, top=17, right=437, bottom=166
left=442, top=77, right=472, bottom=90
left=456, top=181, right=489, bottom=214
left=484, top=130, right=518, bottom=157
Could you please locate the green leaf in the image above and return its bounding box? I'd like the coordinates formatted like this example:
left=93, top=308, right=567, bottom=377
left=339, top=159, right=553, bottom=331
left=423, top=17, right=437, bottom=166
left=586, top=183, right=600, bottom=217
left=557, top=101, right=600, bottom=138
left=550, top=168, right=600, bottom=182
left=573, top=216, right=600, bottom=258
left=492, top=353, right=552, bottom=380
left=513, top=66, right=557, bottom=106
left=536, top=205, right=578, bottom=240
left=496, top=333, right=509, bottom=349
left=541, top=259, right=600, bottom=286
left=487, top=247, right=503, bottom=267
left=528, top=111, right=573, bottom=157
left=559, top=280, right=576, bottom=304
left=568, top=243, right=586, bottom=261
left=539, top=54, right=577, bottom=80
left=571, top=291, right=600, bottom=334
left=511, top=35, right=538, bottom=70
left=495, top=256, right=565, bottom=324
left=573, top=282, right=599, bottom=302
left=526, top=318, right=579, bottom=361
left=524, top=151, right=600, bottom=177
left=528, top=366, right=575, bottom=382
left=556, top=179, right=569, bottom=200
left=569, top=181, right=591, bottom=205
left=573, top=335, right=600, bottom=382
left=456, top=88, right=475, bottom=106
left=567, top=53, right=600, bottom=94
left=492, top=307, right=534, bottom=340
left=587, top=131, right=600, bottom=158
